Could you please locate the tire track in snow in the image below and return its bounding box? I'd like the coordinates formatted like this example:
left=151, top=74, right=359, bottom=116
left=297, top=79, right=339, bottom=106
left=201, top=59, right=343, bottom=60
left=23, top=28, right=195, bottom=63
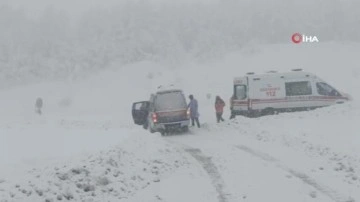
left=235, top=145, right=355, bottom=202
left=185, top=148, right=229, bottom=202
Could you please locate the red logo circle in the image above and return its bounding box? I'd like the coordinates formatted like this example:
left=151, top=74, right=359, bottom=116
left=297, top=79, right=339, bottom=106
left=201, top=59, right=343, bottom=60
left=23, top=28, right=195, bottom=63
left=291, top=33, right=302, bottom=44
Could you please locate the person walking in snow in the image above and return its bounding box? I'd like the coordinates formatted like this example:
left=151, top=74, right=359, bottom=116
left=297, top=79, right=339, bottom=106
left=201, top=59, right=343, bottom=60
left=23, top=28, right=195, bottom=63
left=35, top=97, right=43, bottom=115
left=188, top=94, right=200, bottom=128
left=215, top=96, right=225, bottom=123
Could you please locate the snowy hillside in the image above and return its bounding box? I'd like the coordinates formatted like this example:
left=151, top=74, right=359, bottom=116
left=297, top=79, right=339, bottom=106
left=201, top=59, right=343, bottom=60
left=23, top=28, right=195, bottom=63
left=1, top=0, right=360, bottom=88
left=1, top=41, right=360, bottom=201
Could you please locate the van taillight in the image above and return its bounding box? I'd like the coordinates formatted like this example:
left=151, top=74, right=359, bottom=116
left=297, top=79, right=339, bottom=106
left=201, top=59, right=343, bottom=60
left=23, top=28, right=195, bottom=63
left=152, top=113, right=158, bottom=123
left=186, top=109, right=190, bottom=119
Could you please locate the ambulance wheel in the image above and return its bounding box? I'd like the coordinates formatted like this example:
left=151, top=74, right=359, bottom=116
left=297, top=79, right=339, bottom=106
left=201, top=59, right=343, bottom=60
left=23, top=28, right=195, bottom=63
left=262, top=108, right=275, bottom=116
left=182, top=126, right=189, bottom=132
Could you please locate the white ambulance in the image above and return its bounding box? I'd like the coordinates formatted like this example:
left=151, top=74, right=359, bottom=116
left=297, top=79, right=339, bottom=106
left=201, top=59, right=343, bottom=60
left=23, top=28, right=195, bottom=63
left=230, top=69, right=351, bottom=117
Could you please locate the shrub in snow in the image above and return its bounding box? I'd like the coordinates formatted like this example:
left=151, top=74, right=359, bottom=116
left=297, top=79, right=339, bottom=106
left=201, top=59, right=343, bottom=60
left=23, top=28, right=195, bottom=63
left=82, top=184, right=95, bottom=192
left=56, top=173, right=69, bottom=181
left=70, top=168, right=89, bottom=175
left=96, top=177, right=111, bottom=186
left=56, top=195, right=63, bottom=200
left=35, top=189, right=43, bottom=196
left=62, top=190, right=74, bottom=200
left=309, top=191, right=317, bottom=198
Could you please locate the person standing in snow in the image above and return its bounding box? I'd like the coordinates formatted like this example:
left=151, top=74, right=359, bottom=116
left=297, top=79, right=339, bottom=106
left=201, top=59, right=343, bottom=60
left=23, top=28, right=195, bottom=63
left=229, top=94, right=236, bottom=119
left=188, top=94, right=200, bottom=128
left=215, top=96, right=225, bottom=123
left=35, top=97, right=43, bottom=115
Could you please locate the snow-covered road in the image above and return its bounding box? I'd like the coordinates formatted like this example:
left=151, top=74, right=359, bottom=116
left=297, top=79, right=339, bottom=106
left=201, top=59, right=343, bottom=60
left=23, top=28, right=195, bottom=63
left=162, top=112, right=360, bottom=202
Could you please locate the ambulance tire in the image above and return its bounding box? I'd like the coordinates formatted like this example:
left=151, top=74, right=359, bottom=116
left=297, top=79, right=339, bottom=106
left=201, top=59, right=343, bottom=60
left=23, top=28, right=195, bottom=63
left=262, top=108, right=276, bottom=116
left=182, top=126, right=189, bottom=133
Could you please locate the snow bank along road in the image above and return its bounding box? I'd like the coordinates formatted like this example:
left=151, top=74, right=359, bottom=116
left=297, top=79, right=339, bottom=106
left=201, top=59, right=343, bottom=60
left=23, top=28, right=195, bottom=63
left=1, top=43, right=359, bottom=201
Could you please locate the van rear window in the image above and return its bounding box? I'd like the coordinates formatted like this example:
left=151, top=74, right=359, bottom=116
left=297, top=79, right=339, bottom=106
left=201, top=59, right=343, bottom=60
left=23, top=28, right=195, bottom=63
left=235, top=85, right=247, bottom=100
left=285, top=81, right=312, bottom=96
left=154, top=91, right=187, bottom=111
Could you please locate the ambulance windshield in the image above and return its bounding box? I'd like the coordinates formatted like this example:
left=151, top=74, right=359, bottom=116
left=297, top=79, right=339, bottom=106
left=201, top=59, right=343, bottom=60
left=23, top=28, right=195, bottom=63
left=316, top=82, right=341, bottom=96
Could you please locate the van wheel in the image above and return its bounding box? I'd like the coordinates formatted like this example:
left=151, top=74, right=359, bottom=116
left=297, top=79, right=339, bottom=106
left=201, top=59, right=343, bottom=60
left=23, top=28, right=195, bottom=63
left=160, top=130, right=166, bottom=136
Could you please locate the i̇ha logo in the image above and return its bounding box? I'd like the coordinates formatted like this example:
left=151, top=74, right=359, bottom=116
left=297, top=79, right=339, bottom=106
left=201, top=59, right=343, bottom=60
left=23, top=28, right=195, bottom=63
left=291, top=33, right=319, bottom=44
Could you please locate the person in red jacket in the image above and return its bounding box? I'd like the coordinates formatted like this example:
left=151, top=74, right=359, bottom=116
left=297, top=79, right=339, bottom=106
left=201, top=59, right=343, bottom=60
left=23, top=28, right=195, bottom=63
left=215, top=96, right=225, bottom=123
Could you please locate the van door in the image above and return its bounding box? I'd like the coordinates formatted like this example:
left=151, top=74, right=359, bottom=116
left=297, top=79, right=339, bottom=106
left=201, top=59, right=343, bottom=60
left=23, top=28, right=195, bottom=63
left=153, top=91, right=188, bottom=123
left=232, top=77, right=249, bottom=113
left=131, top=101, right=150, bottom=125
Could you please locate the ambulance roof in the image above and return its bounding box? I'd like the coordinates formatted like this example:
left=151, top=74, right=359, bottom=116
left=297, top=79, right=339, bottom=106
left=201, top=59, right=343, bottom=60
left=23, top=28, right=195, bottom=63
left=234, top=71, right=318, bottom=82
left=156, top=89, right=183, bottom=94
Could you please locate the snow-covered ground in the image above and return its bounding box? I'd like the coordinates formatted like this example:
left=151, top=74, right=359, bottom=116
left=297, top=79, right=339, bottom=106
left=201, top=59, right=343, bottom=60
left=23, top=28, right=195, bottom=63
left=1, top=42, right=360, bottom=201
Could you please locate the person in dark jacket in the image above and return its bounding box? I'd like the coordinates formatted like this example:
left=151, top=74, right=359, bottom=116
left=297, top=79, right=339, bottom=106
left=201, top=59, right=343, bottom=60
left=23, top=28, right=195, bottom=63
left=229, top=94, right=236, bottom=119
left=188, top=95, right=200, bottom=128
left=215, top=96, right=225, bottom=123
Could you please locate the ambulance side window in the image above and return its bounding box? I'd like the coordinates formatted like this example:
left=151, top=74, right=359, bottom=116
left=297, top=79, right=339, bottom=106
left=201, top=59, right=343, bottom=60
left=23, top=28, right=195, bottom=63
left=234, top=85, right=247, bottom=100
left=285, top=81, right=312, bottom=96
left=316, top=82, right=340, bottom=96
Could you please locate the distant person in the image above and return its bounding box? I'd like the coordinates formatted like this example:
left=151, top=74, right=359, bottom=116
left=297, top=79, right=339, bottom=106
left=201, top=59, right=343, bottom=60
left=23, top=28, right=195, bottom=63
left=188, top=95, right=200, bottom=128
left=35, top=97, right=43, bottom=115
left=229, top=94, right=236, bottom=119
left=215, top=96, right=225, bottom=123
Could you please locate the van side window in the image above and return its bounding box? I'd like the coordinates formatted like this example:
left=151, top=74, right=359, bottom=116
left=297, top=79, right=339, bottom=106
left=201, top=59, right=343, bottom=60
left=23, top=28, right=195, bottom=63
left=316, top=82, right=340, bottom=96
left=285, top=81, right=312, bottom=96
left=235, top=85, right=247, bottom=100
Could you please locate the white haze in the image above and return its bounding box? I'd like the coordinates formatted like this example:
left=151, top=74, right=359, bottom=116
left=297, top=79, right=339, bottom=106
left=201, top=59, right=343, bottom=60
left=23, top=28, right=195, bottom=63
left=1, top=0, right=359, bottom=88
left=1, top=0, right=219, bottom=19
left=1, top=1, right=360, bottom=201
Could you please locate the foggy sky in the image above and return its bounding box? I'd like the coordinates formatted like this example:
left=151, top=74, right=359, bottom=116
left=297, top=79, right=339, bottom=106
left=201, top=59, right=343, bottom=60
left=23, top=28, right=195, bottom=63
left=1, top=0, right=219, bottom=19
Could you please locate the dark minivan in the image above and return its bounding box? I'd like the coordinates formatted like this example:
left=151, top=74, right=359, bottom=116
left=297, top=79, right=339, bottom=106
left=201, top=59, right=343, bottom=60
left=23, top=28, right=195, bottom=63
left=132, top=88, right=190, bottom=135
